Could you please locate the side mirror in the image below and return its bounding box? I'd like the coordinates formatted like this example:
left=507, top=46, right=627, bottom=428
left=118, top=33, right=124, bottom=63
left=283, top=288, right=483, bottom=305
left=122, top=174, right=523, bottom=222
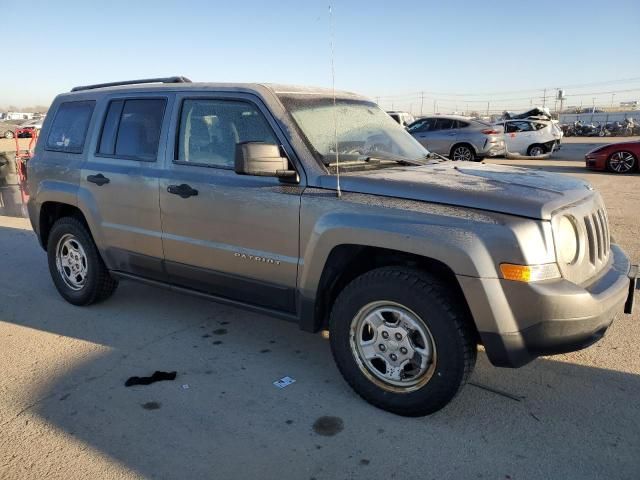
left=235, top=142, right=297, bottom=181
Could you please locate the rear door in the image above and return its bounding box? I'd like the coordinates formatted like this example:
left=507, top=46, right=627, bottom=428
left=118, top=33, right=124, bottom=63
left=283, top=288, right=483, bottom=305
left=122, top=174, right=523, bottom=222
left=158, top=93, right=303, bottom=313
left=79, top=94, right=172, bottom=281
left=430, top=118, right=457, bottom=154
left=504, top=120, right=534, bottom=154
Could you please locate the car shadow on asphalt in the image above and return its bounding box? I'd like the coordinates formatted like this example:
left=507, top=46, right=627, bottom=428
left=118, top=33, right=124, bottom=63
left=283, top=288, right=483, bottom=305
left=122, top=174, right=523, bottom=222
left=1, top=224, right=639, bottom=478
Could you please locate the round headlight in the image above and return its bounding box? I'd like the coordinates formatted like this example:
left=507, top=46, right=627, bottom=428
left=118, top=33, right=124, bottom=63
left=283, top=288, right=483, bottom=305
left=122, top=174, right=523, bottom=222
left=556, top=216, right=579, bottom=264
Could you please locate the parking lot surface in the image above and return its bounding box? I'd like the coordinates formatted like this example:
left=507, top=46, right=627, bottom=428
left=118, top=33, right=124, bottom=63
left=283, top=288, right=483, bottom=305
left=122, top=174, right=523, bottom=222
left=1, top=138, right=639, bottom=479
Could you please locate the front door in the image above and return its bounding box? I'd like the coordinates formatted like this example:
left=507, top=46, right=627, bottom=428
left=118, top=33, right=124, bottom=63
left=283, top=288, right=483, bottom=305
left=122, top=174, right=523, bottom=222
left=159, top=94, right=303, bottom=312
left=409, top=117, right=437, bottom=150
left=80, top=95, right=172, bottom=281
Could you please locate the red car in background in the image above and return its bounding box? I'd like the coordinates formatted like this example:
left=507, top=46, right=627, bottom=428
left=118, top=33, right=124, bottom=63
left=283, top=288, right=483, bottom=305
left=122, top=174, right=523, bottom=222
left=585, top=141, right=640, bottom=174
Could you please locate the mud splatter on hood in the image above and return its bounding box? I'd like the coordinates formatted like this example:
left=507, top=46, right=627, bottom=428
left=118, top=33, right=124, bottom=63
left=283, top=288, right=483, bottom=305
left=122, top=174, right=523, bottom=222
left=316, top=161, right=594, bottom=220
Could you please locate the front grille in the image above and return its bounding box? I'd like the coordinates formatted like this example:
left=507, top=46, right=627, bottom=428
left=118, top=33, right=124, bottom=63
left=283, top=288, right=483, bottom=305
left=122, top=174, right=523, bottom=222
left=583, top=208, right=610, bottom=265
left=554, top=194, right=611, bottom=285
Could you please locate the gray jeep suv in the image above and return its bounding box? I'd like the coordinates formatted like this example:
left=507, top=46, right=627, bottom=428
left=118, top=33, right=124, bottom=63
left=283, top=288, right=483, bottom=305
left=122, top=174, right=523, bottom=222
left=27, top=77, right=637, bottom=416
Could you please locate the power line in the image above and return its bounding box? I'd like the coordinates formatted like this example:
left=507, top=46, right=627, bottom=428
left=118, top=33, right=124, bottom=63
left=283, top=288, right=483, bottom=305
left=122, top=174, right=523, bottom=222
left=373, top=77, right=640, bottom=100
left=373, top=87, right=640, bottom=107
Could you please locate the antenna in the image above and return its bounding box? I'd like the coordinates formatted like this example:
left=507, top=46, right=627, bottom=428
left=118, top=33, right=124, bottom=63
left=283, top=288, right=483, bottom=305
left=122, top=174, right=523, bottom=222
left=329, top=4, right=341, bottom=198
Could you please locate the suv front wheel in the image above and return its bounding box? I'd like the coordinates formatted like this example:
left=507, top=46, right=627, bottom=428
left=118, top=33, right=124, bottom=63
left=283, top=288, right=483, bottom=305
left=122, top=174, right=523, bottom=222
left=329, top=267, right=476, bottom=416
left=47, top=217, right=118, bottom=305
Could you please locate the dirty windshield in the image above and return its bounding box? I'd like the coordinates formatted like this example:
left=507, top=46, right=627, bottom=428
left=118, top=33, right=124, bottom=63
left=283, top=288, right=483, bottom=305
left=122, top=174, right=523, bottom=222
left=278, top=95, right=429, bottom=169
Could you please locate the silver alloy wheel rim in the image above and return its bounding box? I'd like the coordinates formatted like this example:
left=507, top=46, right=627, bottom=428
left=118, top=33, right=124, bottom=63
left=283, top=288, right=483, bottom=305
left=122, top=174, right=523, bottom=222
left=452, top=146, right=472, bottom=161
left=55, top=234, right=88, bottom=291
left=349, top=301, right=437, bottom=393
left=609, top=151, right=636, bottom=173
left=529, top=146, right=544, bottom=156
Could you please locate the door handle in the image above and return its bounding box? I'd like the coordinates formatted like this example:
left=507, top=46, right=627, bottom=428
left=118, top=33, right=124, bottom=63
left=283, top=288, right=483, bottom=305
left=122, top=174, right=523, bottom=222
left=167, top=183, right=198, bottom=198
left=87, top=173, right=110, bottom=186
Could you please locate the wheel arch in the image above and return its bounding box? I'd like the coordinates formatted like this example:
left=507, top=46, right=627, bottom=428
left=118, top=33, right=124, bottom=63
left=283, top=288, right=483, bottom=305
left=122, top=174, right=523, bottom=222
left=449, top=142, right=477, bottom=158
left=607, top=150, right=638, bottom=173
left=300, top=244, right=478, bottom=343
left=526, top=143, right=546, bottom=156
left=38, top=201, right=89, bottom=251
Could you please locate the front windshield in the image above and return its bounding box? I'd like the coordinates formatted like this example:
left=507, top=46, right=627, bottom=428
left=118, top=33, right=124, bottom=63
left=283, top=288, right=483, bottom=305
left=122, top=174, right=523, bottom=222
left=278, top=95, right=429, bottom=168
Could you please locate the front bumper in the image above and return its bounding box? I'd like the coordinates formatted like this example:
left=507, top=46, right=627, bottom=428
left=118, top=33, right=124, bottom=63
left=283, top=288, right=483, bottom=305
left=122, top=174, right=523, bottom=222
left=544, top=139, right=562, bottom=152
left=585, top=152, right=608, bottom=170
left=459, top=244, right=636, bottom=367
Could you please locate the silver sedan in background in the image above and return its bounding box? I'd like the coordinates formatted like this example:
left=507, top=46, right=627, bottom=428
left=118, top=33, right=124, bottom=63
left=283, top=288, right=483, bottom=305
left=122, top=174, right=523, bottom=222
left=407, top=115, right=505, bottom=161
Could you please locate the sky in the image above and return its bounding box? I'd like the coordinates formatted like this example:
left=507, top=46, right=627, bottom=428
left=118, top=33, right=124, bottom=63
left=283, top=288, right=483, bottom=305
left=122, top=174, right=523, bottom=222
left=1, top=0, right=639, bottom=112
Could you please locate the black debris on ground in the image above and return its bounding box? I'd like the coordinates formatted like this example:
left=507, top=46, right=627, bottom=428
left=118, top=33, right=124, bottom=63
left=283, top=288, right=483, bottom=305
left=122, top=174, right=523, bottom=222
left=125, top=371, right=177, bottom=387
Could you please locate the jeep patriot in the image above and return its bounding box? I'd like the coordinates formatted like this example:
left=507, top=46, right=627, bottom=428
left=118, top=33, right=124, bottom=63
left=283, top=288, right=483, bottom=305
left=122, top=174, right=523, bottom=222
left=27, top=77, right=638, bottom=416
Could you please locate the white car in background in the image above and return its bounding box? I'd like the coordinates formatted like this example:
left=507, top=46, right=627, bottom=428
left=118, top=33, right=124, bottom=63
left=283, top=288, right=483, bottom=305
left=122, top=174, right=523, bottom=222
left=20, top=119, right=44, bottom=131
left=387, top=111, right=415, bottom=127
left=494, top=119, right=562, bottom=156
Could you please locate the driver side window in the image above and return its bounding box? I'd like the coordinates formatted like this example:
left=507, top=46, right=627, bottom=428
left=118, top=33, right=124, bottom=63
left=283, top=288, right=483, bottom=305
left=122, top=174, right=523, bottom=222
left=176, top=99, right=277, bottom=168
left=408, top=118, right=436, bottom=133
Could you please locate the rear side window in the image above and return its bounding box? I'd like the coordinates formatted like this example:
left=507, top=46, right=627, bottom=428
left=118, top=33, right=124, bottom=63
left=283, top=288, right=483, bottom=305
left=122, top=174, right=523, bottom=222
left=456, top=120, right=470, bottom=128
left=45, top=101, right=95, bottom=153
left=533, top=122, right=548, bottom=130
left=98, top=98, right=166, bottom=161
left=435, top=118, right=455, bottom=130
left=176, top=99, right=277, bottom=168
left=505, top=121, right=533, bottom=133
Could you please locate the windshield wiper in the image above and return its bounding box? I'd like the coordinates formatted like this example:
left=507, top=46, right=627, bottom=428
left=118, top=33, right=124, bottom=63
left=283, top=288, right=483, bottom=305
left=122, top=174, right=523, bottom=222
left=426, top=151, right=449, bottom=161
left=330, top=152, right=432, bottom=167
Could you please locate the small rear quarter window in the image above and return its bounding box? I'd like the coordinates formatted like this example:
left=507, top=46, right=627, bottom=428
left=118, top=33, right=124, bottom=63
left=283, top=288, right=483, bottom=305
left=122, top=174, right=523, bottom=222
left=45, top=101, right=95, bottom=153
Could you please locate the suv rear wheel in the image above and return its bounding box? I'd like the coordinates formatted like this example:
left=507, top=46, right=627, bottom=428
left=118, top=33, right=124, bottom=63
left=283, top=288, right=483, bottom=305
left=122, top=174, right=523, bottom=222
left=527, top=144, right=546, bottom=156
left=47, top=217, right=118, bottom=305
left=329, top=267, right=476, bottom=416
left=450, top=144, right=475, bottom=161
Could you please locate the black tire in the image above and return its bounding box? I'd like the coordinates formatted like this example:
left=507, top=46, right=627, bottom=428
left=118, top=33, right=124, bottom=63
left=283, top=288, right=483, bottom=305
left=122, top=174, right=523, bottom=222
left=527, top=144, right=546, bottom=156
left=449, top=144, right=476, bottom=162
left=606, top=151, right=637, bottom=174
left=4, top=130, right=14, bottom=139
left=47, top=217, right=118, bottom=305
left=329, top=267, right=476, bottom=416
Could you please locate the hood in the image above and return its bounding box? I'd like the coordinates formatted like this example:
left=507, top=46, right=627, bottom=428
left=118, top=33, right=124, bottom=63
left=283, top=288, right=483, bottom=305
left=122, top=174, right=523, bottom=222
left=316, top=161, right=594, bottom=220
left=586, top=141, right=640, bottom=155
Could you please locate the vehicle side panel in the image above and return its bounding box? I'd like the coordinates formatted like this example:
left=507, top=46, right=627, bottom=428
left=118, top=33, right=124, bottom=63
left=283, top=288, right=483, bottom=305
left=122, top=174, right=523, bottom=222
left=296, top=188, right=556, bottom=333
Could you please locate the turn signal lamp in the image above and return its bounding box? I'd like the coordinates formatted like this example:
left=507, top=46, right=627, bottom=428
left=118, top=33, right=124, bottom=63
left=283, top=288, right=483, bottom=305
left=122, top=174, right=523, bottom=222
left=500, top=263, right=560, bottom=282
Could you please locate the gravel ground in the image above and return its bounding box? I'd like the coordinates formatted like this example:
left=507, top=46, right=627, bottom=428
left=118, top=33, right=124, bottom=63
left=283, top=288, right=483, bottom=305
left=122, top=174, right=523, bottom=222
left=0, top=138, right=639, bottom=479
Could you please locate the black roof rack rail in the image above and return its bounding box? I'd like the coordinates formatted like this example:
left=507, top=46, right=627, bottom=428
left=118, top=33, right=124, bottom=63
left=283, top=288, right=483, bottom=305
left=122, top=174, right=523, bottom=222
left=71, top=76, right=192, bottom=92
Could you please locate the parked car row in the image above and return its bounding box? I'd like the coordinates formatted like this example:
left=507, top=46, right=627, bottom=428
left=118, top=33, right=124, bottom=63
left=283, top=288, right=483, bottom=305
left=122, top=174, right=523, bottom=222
left=0, top=118, right=44, bottom=139
left=391, top=112, right=562, bottom=160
